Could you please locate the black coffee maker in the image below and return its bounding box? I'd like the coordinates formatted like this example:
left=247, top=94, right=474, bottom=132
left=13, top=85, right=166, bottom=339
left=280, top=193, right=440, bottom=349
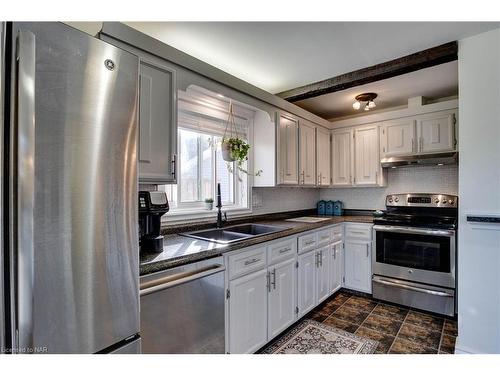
left=139, top=191, right=169, bottom=253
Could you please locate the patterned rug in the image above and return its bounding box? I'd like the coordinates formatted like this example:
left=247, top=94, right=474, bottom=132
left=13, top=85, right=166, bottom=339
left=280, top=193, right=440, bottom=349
left=261, top=320, right=378, bottom=354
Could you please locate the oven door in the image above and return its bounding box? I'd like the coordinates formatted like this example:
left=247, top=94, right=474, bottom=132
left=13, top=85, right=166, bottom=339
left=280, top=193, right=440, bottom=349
left=372, top=225, right=456, bottom=288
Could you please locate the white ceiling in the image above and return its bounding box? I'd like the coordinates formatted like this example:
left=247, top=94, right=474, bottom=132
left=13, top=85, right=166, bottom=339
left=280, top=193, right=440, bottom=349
left=124, top=22, right=498, bottom=94
left=295, top=61, right=458, bottom=120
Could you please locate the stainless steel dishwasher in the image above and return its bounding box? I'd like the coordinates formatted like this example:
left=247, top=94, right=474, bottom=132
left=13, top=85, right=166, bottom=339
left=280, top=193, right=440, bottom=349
left=140, top=257, right=226, bottom=353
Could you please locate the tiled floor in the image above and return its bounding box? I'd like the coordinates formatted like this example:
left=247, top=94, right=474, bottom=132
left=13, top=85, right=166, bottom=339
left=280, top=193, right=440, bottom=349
left=267, top=290, right=458, bottom=354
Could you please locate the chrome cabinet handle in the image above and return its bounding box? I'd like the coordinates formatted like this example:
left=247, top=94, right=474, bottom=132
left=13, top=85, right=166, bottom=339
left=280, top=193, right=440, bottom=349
left=266, top=271, right=271, bottom=292
left=419, top=137, right=423, bottom=152
left=279, top=247, right=291, bottom=254
left=366, top=244, right=369, bottom=257
left=16, top=30, right=36, bottom=351
left=411, top=138, right=415, bottom=152
left=304, top=240, right=315, bottom=246
left=350, top=230, right=366, bottom=235
left=271, top=269, right=276, bottom=290
left=315, top=252, right=319, bottom=267
left=171, top=153, right=177, bottom=179
left=319, top=251, right=323, bottom=266
left=244, top=258, right=260, bottom=266
left=300, top=171, right=305, bottom=184
left=333, top=246, right=336, bottom=260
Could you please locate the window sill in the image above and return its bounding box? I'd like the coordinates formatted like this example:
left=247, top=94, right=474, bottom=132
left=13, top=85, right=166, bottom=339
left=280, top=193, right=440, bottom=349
left=161, top=206, right=253, bottom=226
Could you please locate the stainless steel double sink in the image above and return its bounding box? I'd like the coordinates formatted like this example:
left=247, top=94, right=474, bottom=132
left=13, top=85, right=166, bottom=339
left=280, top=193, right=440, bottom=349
left=180, top=223, right=288, bottom=244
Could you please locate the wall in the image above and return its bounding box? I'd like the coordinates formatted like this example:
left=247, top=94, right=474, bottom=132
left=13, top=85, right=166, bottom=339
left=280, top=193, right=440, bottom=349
left=319, top=164, right=458, bottom=210
left=456, top=28, right=500, bottom=354
left=252, top=187, right=319, bottom=215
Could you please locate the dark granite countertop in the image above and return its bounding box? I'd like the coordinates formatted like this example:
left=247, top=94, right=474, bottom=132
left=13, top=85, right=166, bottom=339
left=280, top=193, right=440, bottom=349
left=140, top=213, right=373, bottom=276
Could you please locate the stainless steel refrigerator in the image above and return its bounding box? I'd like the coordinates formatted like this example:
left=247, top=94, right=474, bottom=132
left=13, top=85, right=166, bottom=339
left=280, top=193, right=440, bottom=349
left=0, top=22, right=140, bottom=353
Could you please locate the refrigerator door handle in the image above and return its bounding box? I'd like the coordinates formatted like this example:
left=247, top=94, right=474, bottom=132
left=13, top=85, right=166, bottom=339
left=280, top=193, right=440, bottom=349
left=16, top=30, right=36, bottom=352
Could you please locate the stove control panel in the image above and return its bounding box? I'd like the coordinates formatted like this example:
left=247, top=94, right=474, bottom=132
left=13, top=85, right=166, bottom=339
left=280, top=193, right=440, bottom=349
left=386, top=193, right=458, bottom=208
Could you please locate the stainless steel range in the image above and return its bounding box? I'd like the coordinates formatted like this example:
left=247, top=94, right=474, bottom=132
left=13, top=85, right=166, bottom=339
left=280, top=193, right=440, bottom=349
left=372, top=193, right=458, bottom=317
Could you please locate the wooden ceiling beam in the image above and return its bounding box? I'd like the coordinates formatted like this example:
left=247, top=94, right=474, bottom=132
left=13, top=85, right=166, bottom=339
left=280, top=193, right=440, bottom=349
left=276, top=41, right=458, bottom=102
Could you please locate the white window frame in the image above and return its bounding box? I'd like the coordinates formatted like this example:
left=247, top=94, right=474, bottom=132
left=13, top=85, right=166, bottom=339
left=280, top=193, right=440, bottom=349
left=160, top=88, right=257, bottom=224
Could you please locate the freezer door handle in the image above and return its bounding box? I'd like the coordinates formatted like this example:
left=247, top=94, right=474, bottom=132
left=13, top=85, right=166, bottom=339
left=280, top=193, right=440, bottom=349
left=15, top=30, right=36, bottom=351
left=139, top=264, right=226, bottom=297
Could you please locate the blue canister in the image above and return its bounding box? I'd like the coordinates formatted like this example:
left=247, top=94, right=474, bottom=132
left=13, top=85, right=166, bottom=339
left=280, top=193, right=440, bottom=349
left=325, top=200, right=334, bottom=216
left=317, top=200, right=326, bottom=215
left=333, top=200, right=344, bottom=216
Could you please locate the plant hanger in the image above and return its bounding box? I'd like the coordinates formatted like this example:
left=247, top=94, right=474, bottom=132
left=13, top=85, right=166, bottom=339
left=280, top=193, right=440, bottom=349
left=223, top=100, right=239, bottom=141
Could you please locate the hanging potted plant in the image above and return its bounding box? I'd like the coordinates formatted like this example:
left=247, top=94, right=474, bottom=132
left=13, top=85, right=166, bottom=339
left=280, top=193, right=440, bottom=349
left=221, top=101, right=262, bottom=177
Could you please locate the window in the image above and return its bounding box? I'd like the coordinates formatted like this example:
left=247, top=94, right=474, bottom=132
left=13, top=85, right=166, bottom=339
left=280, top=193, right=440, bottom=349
left=160, top=128, right=248, bottom=213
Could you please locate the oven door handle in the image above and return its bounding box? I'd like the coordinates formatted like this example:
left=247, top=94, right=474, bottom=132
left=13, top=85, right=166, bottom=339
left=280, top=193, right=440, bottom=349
left=373, top=225, right=455, bottom=237
left=372, top=277, right=454, bottom=297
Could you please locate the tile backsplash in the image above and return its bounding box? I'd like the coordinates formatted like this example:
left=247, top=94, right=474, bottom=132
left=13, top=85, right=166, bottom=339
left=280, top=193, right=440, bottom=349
left=320, top=164, right=458, bottom=210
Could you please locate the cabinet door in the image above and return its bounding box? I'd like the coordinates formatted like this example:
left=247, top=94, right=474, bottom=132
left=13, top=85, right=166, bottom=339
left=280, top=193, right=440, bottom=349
left=316, top=127, right=331, bottom=186
left=299, top=121, right=316, bottom=185
left=331, top=129, right=353, bottom=186
left=354, top=126, right=380, bottom=186
left=381, top=119, right=416, bottom=157
left=316, top=247, right=330, bottom=304
left=330, top=241, right=343, bottom=294
left=139, top=59, right=177, bottom=184
left=297, top=251, right=316, bottom=318
left=229, top=269, right=268, bottom=353
left=417, top=111, right=456, bottom=153
left=277, top=113, right=299, bottom=185
left=344, top=240, right=372, bottom=293
left=268, top=258, right=297, bottom=339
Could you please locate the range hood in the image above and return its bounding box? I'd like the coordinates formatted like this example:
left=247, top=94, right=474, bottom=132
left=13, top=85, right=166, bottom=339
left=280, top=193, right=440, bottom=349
left=381, top=152, right=458, bottom=168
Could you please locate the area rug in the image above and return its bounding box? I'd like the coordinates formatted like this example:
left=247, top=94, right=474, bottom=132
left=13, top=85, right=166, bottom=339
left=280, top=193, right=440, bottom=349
left=261, top=320, right=378, bottom=354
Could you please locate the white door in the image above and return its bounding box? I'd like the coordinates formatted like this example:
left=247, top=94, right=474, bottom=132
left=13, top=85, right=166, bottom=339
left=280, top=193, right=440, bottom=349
left=417, top=111, right=456, bottom=154
left=331, top=129, right=353, bottom=186
left=268, top=258, right=297, bottom=339
left=344, top=240, right=372, bottom=293
left=229, top=269, right=268, bottom=353
left=316, top=127, right=331, bottom=186
left=278, top=113, right=299, bottom=185
left=297, top=250, right=316, bottom=318
left=330, top=241, right=343, bottom=294
left=381, top=119, right=416, bottom=157
left=299, top=121, right=316, bottom=185
left=316, top=247, right=330, bottom=304
left=354, top=126, right=380, bottom=186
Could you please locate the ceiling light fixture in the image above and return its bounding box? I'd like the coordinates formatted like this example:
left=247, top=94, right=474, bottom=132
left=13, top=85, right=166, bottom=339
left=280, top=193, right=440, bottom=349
left=353, top=93, right=378, bottom=111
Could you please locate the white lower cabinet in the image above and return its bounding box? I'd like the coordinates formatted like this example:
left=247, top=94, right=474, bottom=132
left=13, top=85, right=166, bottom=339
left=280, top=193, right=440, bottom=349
left=316, top=247, right=330, bottom=304
left=268, top=258, right=297, bottom=339
left=330, top=241, right=343, bottom=294
left=297, top=250, right=316, bottom=318
left=228, top=269, right=268, bottom=354
left=344, top=240, right=372, bottom=293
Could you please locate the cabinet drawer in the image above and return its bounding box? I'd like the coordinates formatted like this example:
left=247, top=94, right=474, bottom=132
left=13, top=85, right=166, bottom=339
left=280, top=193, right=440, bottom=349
left=228, top=246, right=267, bottom=280
left=317, top=228, right=332, bottom=247
left=332, top=225, right=343, bottom=242
left=268, top=238, right=296, bottom=265
left=345, top=224, right=372, bottom=240
left=298, top=233, right=317, bottom=253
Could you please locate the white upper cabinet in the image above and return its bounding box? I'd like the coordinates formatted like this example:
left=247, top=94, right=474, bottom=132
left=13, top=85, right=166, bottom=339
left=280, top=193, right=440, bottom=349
left=380, top=109, right=457, bottom=159
left=277, top=113, right=299, bottom=185
left=138, top=59, right=177, bottom=184
left=417, top=111, right=456, bottom=154
left=331, top=128, right=353, bottom=186
left=316, top=126, right=331, bottom=186
left=381, top=118, right=416, bottom=157
left=299, top=121, right=316, bottom=186
left=354, top=125, right=382, bottom=186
